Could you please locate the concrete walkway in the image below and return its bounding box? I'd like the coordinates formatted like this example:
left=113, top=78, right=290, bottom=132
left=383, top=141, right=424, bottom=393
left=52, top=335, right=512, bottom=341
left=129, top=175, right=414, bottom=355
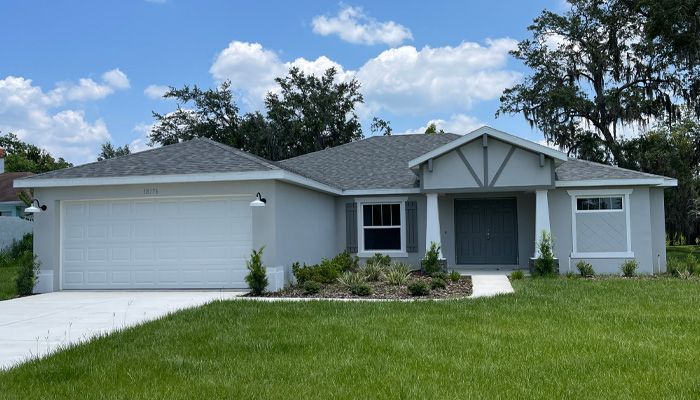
left=0, top=291, right=245, bottom=370
left=468, top=272, right=515, bottom=298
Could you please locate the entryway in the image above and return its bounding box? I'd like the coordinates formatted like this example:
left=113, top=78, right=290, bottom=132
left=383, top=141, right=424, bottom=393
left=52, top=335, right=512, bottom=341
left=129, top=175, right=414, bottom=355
left=454, top=198, right=518, bottom=265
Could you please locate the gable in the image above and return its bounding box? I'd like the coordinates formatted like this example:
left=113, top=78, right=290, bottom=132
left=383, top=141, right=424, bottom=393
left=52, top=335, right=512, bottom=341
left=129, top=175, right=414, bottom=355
left=421, top=135, right=555, bottom=191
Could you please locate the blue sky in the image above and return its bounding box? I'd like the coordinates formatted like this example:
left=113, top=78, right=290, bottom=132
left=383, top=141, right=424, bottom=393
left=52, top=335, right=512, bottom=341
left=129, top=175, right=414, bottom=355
left=0, top=0, right=563, bottom=163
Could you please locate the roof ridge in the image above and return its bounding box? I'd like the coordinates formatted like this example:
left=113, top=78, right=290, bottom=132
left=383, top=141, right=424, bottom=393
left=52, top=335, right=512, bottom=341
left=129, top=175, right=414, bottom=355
left=196, top=138, right=280, bottom=170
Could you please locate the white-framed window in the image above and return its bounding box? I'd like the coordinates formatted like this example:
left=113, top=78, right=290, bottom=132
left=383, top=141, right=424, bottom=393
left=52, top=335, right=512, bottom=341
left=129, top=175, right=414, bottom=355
left=576, top=196, right=624, bottom=212
left=568, top=189, right=633, bottom=258
left=356, top=197, right=406, bottom=257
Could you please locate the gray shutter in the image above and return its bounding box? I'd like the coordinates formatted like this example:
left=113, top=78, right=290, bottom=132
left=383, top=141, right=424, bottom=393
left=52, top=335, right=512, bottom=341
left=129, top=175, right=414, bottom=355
left=406, top=200, right=418, bottom=253
left=346, top=202, right=358, bottom=253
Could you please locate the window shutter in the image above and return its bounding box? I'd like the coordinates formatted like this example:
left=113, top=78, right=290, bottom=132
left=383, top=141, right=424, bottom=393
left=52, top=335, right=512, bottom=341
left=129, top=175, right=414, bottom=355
left=346, top=202, right=358, bottom=253
left=406, top=200, right=418, bottom=253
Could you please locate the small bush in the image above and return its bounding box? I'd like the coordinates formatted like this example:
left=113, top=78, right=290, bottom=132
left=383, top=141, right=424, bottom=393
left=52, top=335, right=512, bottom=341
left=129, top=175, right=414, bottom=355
left=360, top=261, right=385, bottom=282
left=350, top=283, right=372, bottom=296
left=292, top=260, right=339, bottom=284
left=3, top=233, right=33, bottom=259
left=303, top=280, right=321, bottom=295
left=422, top=242, right=443, bottom=276
left=383, top=263, right=411, bottom=285
left=667, top=257, right=685, bottom=276
left=331, top=251, right=359, bottom=272
left=431, top=277, right=447, bottom=290
left=245, top=247, right=268, bottom=295
left=449, top=270, right=461, bottom=282
left=408, top=280, right=430, bottom=296
left=365, top=253, right=391, bottom=268
left=668, top=255, right=698, bottom=278
left=510, top=270, right=524, bottom=280
left=533, top=231, right=556, bottom=277
left=565, top=271, right=575, bottom=279
left=15, top=251, right=39, bottom=296
left=337, top=271, right=367, bottom=288
left=576, top=260, right=595, bottom=278
left=620, top=259, right=639, bottom=277
left=684, top=254, right=698, bottom=275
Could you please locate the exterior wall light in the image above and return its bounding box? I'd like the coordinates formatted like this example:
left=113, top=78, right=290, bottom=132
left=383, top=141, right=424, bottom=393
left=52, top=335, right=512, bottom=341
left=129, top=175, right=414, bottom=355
left=250, top=192, right=267, bottom=207
left=25, top=199, right=47, bottom=213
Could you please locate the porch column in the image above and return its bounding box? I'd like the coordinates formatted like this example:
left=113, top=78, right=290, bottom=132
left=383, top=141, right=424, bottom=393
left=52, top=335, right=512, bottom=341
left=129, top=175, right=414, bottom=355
left=534, top=189, right=551, bottom=257
left=425, top=192, right=443, bottom=258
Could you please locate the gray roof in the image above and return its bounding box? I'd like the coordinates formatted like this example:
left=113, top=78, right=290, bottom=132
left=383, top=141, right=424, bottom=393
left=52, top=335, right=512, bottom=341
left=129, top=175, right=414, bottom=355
left=20, top=138, right=282, bottom=181
left=554, top=158, right=671, bottom=181
left=278, top=133, right=461, bottom=190
left=17, top=133, right=672, bottom=189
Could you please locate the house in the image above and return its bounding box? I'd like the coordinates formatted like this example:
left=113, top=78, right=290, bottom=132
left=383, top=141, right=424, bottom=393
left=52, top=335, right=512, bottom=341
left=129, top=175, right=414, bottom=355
left=14, top=126, right=676, bottom=293
left=0, top=148, right=33, bottom=217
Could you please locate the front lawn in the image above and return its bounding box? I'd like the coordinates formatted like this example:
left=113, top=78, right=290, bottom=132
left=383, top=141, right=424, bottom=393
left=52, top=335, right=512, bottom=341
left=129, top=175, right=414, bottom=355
left=1, top=278, right=699, bottom=399
left=667, top=245, right=700, bottom=261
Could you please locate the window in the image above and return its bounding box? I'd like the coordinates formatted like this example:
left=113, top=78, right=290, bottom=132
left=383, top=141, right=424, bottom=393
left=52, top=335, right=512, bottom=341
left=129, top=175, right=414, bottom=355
left=360, top=202, right=404, bottom=252
left=576, top=196, right=623, bottom=212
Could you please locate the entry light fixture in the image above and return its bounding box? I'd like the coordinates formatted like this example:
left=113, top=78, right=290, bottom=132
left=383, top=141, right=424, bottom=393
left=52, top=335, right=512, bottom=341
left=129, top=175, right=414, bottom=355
left=250, top=192, right=267, bottom=207
left=25, top=199, right=47, bottom=214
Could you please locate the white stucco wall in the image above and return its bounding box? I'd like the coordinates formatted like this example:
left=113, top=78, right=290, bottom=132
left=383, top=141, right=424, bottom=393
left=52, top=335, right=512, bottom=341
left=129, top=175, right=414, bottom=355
left=0, top=216, right=32, bottom=251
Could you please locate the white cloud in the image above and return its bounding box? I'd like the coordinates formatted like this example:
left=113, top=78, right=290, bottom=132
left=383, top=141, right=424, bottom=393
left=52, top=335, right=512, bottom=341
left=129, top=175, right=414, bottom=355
left=130, top=122, right=158, bottom=153
left=312, top=5, right=412, bottom=46
left=399, top=114, right=483, bottom=135
left=144, top=84, right=170, bottom=99
left=102, top=68, right=130, bottom=89
left=0, top=75, right=115, bottom=163
left=210, top=39, right=519, bottom=116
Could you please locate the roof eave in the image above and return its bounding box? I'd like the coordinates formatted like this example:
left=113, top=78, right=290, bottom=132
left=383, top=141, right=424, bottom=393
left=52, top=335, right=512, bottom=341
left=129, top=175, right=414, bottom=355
left=555, top=178, right=678, bottom=188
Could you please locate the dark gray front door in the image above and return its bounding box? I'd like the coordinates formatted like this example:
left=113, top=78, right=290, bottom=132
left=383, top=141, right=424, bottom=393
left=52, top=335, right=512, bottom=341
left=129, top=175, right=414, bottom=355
left=455, top=198, right=518, bottom=265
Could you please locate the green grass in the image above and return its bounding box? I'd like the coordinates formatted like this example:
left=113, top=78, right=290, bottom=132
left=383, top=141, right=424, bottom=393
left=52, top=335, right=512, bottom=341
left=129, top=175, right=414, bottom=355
left=1, top=278, right=699, bottom=399
left=0, top=264, right=18, bottom=300
left=667, top=245, right=700, bottom=261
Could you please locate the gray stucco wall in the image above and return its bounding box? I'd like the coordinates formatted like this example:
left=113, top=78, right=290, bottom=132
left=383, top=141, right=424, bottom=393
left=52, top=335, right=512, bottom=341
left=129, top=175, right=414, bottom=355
left=274, top=181, right=337, bottom=279
left=32, top=180, right=277, bottom=292
left=549, top=186, right=658, bottom=274
left=0, top=216, right=32, bottom=251
left=650, top=187, right=667, bottom=273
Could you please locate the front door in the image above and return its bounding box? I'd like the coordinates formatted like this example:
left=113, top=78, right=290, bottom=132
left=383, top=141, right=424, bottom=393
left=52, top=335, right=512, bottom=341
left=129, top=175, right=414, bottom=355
left=455, top=198, right=518, bottom=265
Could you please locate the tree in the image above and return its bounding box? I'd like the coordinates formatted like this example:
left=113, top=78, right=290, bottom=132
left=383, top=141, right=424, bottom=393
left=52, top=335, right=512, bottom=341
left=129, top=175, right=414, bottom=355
left=424, top=123, right=445, bottom=134
left=265, top=67, right=364, bottom=159
left=370, top=117, right=392, bottom=136
left=97, top=142, right=131, bottom=161
left=498, top=0, right=700, bottom=163
left=618, top=116, right=700, bottom=243
left=150, top=81, right=243, bottom=148
left=0, top=132, right=72, bottom=173
left=149, top=67, right=365, bottom=161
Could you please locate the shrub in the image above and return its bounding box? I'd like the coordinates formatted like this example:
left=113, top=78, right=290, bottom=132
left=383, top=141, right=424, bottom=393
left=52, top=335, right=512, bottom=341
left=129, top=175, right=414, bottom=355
left=245, top=247, right=268, bottom=295
left=620, top=259, right=639, bottom=277
left=350, top=283, right=372, bottom=296
left=383, top=263, right=410, bottom=285
left=533, top=231, right=556, bottom=277
left=292, top=260, right=339, bottom=284
left=449, top=270, right=461, bottom=282
left=668, top=255, right=698, bottom=277
left=431, top=277, right=447, bottom=290
left=667, top=257, right=685, bottom=276
left=576, top=260, right=595, bottom=278
left=15, top=251, right=40, bottom=296
left=3, top=233, right=32, bottom=259
left=331, top=251, right=359, bottom=272
left=365, top=253, right=391, bottom=268
left=337, top=271, right=367, bottom=288
left=422, top=242, right=443, bottom=276
left=360, top=261, right=385, bottom=282
left=565, top=271, right=575, bottom=279
left=303, top=280, right=321, bottom=295
left=510, top=270, right=524, bottom=280
left=684, top=254, right=699, bottom=275
left=408, top=280, right=430, bottom=296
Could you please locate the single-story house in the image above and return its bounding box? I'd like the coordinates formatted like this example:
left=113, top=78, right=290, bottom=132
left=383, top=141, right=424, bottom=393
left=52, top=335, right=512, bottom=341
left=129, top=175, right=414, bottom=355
left=0, top=148, right=34, bottom=217
left=15, top=126, right=676, bottom=293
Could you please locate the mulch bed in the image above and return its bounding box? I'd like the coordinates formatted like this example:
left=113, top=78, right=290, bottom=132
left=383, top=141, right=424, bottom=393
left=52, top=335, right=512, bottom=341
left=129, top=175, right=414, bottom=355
left=256, top=272, right=473, bottom=300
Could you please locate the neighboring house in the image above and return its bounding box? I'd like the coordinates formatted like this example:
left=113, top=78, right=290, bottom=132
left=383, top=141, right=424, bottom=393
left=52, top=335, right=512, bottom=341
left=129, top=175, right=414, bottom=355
left=0, top=148, right=33, bottom=217
left=14, top=126, right=676, bottom=293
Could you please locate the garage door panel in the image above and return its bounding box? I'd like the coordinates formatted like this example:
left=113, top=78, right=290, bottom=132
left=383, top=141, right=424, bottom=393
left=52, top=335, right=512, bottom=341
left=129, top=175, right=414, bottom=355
left=62, top=196, right=252, bottom=289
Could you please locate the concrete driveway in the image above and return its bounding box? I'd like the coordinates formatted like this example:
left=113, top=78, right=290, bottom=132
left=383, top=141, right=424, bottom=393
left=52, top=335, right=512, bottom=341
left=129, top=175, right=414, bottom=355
left=0, top=291, right=245, bottom=370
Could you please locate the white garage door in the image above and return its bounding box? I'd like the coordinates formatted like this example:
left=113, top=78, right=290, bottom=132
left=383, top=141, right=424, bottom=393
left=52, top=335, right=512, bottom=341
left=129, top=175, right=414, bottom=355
left=61, top=196, right=252, bottom=289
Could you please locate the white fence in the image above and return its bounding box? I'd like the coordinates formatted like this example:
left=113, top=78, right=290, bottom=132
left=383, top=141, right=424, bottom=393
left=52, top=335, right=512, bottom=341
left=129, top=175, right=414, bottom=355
left=0, top=216, right=33, bottom=251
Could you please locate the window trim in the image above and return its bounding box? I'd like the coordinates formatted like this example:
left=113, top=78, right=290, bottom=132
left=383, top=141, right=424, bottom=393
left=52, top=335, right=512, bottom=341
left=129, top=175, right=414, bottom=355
left=567, top=189, right=634, bottom=259
left=355, top=197, right=407, bottom=258
left=575, top=195, right=625, bottom=213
